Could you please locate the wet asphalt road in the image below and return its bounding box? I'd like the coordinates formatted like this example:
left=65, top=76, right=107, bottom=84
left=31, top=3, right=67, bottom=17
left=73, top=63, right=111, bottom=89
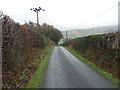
left=43, top=46, right=116, bottom=88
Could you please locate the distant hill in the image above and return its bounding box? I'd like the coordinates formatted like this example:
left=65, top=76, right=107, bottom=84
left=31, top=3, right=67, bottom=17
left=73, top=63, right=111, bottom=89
left=62, top=25, right=118, bottom=39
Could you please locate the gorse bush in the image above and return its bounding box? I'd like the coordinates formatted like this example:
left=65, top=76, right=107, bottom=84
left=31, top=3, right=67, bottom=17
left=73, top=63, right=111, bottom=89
left=2, top=15, right=48, bottom=66
left=1, top=12, right=62, bottom=88
left=1, top=14, right=47, bottom=88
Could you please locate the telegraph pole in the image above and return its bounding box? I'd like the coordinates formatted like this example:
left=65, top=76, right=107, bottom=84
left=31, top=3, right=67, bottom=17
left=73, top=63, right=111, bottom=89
left=30, top=7, right=45, bottom=25
left=66, top=31, right=68, bottom=41
left=36, top=11, right=39, bottom=25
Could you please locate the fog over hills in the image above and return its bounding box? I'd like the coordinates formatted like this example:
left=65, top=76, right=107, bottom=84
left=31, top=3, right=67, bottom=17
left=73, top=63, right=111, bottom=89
left=62, top=25, right=118, bottom=39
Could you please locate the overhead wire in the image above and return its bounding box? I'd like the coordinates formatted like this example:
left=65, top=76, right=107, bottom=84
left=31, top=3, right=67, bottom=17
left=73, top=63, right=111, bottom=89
left=82, top=4, right=118, bottom=25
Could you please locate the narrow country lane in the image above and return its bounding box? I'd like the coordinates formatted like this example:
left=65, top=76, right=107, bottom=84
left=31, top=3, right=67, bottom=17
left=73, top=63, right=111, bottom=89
left=43, top=46, right=116, bottom=88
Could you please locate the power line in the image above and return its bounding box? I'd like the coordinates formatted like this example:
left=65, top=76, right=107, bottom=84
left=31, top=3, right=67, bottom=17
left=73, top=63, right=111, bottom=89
left=82, top=4, right=118, bottom=25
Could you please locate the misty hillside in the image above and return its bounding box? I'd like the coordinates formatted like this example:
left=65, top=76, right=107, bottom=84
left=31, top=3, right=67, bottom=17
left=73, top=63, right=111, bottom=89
left=62, top=25, right=118, bottom=39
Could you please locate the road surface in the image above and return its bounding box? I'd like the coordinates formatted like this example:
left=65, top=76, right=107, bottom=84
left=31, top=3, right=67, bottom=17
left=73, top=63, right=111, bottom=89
left=43, top=46, right=116, bottom=88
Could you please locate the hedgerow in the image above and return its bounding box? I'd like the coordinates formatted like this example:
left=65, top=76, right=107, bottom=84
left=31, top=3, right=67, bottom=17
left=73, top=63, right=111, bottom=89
left=63, top=33, right=120, bottom=79
left=1, top=12, right=62, bottom=88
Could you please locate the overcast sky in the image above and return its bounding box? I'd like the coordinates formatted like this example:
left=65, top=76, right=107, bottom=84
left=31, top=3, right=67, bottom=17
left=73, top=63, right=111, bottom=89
left=0, top=0, right=119, bottom=30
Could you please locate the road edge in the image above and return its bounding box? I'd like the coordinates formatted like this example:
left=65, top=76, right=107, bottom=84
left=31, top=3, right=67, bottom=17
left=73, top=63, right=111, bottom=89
left=64, top=46, right=120, bottom=88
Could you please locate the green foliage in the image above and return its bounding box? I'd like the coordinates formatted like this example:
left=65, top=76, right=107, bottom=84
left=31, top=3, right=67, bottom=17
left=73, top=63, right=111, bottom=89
left=38, top=23, right=63, bottom=44
left=66, top=35, right=105, bottom=52
left=27, top=22, right=63, bottom=44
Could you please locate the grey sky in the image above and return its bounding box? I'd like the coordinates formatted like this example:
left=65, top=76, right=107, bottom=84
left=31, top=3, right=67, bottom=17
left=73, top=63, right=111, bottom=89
left=0, top=0, right=119, bottom=30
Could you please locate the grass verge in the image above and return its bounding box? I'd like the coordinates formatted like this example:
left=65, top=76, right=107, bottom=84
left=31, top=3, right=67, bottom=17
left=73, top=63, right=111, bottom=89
left=25, top=46, right=54, bottom=88
left=64, top=46, right=120, bottom=87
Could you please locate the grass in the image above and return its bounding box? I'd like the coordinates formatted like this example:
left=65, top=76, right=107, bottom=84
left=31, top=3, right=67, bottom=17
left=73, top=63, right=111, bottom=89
left=25, top=46, right=54, bottom=88
left=64, top=46, right=120, bottom=87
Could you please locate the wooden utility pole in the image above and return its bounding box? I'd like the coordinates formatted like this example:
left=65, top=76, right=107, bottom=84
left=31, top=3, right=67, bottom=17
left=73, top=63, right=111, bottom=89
left=66, top=31, right=68, bottom=41
left=30, top=7, right=45, bottom=25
